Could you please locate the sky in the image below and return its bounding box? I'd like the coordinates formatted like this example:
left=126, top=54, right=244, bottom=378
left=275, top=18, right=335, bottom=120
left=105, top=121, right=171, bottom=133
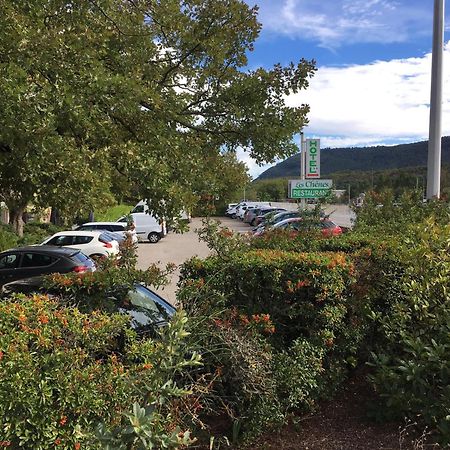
left=238, top=0, right=450, bottom=178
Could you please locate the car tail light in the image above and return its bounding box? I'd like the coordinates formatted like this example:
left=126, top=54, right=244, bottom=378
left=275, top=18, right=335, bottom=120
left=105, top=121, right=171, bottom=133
left=99, top=237, right=113, bottom=248
left=73, top=265, right=88, bottom=273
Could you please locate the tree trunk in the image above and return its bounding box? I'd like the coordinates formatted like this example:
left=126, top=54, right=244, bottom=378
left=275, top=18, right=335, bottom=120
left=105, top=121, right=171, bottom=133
left=50, top=207, right=61, bottom=226
left=9, top=206, right=26, bottom=237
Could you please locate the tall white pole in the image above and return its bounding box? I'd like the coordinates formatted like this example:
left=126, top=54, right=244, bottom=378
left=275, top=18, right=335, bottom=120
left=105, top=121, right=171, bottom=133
left=427, top=0, right=445, bottom=199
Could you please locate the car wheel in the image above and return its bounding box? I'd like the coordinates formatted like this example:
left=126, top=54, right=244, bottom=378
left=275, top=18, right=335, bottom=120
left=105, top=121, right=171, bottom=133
left=148, top=232, right=160, bottom=243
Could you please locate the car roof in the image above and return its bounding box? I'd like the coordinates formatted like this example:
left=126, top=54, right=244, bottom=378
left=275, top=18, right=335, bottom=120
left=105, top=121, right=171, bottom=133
left=276, top=217, right=335, bottom=226
left=50, top=230, right=104, bottom=237
left=1, top=245, right=81, bottom=257
left=80, top=222, right=126, bottom=227
left=276, top=217, right=303, bottom=225
left=272, top=210, right=299, bottom=218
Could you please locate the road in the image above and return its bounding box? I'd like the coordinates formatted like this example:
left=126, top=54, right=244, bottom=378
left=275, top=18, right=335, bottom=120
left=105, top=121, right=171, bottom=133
left=137, top=205, right=355, bottom=304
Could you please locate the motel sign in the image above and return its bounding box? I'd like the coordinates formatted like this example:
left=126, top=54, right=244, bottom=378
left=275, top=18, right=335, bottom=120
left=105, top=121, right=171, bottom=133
left=305, top=139, right=320, bottom=178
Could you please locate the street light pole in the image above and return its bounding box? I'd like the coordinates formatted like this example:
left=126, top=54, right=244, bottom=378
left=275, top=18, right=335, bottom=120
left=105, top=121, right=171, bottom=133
left=427, top=0, right=445, bottom=199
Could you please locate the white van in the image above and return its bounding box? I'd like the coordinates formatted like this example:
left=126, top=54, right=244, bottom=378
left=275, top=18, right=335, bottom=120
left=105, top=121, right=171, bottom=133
left=117, top=201, right=167, bottom=243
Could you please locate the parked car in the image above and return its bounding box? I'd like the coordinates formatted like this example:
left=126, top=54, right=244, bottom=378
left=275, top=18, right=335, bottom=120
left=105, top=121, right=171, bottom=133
left=1, top=277, right=175, bottom=336
left=74, top=221, right=138, bottom=244
left=254, top=209, right=326, bottom=231
left=0, top=246, right=95, bottom=287
left=225, top=203, right=238, bottom=217
left=236, top=202, right=271, bottom=220
left=252, top=208, right=287, bottom=227
left=41, top=231, right=120, bottom=259
left=243, top=206, right=261, bottom=224
left=254, top=218, right=342, bottom=237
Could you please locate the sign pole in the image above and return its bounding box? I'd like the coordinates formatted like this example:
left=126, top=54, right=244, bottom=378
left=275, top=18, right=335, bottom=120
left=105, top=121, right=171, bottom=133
left=300, top=132, right=306, bottom=208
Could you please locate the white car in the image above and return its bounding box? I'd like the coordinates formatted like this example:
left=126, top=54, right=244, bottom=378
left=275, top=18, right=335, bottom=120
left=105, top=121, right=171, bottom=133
left=41, top=231, right=120, bottom=259
left=74, top=222, right=138, bottom=244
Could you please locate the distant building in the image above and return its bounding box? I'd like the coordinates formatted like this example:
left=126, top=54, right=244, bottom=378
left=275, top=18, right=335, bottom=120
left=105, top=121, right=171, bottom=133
left=1, top=202, right=9, bottom=224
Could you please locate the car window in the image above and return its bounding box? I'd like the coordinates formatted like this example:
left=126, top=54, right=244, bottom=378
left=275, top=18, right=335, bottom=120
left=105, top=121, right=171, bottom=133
left=0, top=253, right=20, bottom=269
left=77, top=225, right=95, bottom=231
left=47, top=235, right=74, bottom=246
left=131, top=205, right=145, bottom=213
left=110, top=225, right=125, bottom=232
left=21, top=253, right=56, bottom=268
left=72, top=236, right=93, bottom=245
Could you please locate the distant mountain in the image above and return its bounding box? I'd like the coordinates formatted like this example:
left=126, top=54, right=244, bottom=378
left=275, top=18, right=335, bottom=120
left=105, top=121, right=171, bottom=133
left=257, top=137, right=450, bottom=180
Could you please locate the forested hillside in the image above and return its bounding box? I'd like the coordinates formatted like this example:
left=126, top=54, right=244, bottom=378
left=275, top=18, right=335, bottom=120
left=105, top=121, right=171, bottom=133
left=257, top=137, right=450, bottom=179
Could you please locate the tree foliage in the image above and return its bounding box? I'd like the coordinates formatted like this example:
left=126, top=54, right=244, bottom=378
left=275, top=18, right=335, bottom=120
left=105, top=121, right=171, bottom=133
left=0, top=0, right=315, bottom=233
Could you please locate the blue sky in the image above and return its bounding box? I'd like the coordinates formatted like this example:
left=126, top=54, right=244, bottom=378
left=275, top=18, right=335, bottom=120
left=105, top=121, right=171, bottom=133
left=239, top=0, right=450, bottom=178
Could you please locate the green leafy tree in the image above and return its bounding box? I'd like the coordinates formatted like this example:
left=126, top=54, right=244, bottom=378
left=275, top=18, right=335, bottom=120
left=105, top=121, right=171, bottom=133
left=0, top=0, right=315, bottom=235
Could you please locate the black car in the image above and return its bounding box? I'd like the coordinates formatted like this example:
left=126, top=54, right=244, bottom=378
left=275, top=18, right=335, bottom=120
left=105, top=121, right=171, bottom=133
left=0, top=246, right=95, bottom=287
left=2, top=277, right=176, bottom=335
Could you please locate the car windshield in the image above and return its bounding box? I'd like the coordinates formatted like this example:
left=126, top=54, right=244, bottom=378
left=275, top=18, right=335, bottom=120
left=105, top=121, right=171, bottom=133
left=101, top=230, right=122, bottom=241
left=99, top=232, right=114, bottom=242
left=271, top=212, right=298, bottom=224
left=71, top=251, right=93, bottom=264
left=118, top=284, right=176, bottom=333
left=321, top=220, right=337, bottom=229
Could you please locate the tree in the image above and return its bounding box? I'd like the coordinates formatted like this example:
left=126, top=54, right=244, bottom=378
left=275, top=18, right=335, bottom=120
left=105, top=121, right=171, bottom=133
left=0, top=0, right=316, bottom=235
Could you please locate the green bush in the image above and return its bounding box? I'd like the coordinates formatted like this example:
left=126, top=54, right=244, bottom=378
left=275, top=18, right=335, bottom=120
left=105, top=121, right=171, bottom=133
left=354, top=190, right=450, bottom=234
left=0, top=224, right=18, bottom=251
left=179, top=290, right=283, bottom=443
left=18, top=222, right=65, bottom=246
left=181, top=249, right=361, bottom=354
left=179, top=201, right=450, bottom=445
left=274, top=338, right=325, bottom=411
left=178, top=237, right=371, bottom=442
left=0, top=294, right=198, bottom=449
left=368, top=219, right=450, bottom=444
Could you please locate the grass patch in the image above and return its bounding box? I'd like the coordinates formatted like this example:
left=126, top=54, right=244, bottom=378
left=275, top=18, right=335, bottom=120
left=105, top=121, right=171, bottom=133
left=95, top=204, right=133, bottom=222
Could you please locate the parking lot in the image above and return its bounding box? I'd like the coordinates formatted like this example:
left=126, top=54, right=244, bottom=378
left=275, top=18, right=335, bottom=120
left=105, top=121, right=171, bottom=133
left=136, top=217, right=248, bottom=304
left=137, top=205, right=354, bottom=304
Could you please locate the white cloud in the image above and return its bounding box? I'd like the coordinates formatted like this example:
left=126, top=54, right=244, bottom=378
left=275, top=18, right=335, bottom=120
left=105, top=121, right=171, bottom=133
left=236, top=147, right=278, bottom=179
left=287, top=45, right=450, bottom=142
left=241, top=43, right=450, bottom=178
left=250, top=0, right=431, bottom=48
